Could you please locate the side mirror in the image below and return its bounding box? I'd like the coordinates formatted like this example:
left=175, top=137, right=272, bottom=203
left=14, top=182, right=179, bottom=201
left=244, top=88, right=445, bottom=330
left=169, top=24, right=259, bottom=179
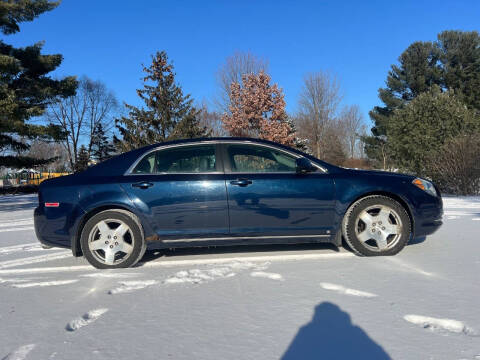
left=296, top=157, right=317, bottom=174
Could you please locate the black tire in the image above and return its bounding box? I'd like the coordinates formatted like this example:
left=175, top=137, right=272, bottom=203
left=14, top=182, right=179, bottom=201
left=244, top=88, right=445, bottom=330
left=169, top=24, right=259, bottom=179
left=342, top=195, right=411, bottom=256
left=80, top=209, right=146, bottom=269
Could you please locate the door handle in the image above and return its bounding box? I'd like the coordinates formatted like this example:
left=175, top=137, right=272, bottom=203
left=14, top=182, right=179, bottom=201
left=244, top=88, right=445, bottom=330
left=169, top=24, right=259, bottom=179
left=132, top=182, right=154, bottom=189
left=230, top=179, right=252, bottom=187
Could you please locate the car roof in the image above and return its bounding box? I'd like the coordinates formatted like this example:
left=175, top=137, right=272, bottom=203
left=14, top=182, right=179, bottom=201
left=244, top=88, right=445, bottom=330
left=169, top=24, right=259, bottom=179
left=145, top=137, right=293, bottom=149
left=85, top=137, right=339, bottom=177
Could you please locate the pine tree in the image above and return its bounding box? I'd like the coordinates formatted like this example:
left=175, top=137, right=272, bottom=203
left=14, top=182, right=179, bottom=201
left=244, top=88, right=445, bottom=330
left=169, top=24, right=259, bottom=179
left=91, top=123, right=115, bottom=162
left=0, top=0, right=77, bottom=168
left=365, top=30, right=480, bottom=167
left=115, top=51, right=208, bottom=152
left=74, top=145, right=89, bottom=172
left=286, top=117, right=308, bottom=152
left=387, top=87, right=479, bottom=176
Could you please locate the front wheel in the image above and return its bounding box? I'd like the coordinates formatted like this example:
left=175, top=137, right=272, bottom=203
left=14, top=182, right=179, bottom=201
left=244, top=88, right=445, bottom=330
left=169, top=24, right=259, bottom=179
left=342, top=196, right=411, bottom=256
left=80, top=210, right=146, bottom=269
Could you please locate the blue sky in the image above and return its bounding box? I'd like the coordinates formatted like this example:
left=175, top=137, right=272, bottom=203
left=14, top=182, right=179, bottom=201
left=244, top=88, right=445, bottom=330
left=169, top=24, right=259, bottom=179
left=7, top=0, right=480, bottom=127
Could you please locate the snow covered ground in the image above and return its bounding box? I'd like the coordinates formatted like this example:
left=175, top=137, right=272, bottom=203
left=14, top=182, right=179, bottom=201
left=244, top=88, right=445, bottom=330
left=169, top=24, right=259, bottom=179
left=0, top=194, right=479, bottom=360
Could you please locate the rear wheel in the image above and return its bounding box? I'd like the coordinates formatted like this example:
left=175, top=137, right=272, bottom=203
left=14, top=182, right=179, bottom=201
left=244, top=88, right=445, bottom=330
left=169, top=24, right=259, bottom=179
left=80, top=210, right=146, bottom=269
left=342, top=196, right=411, bottom=256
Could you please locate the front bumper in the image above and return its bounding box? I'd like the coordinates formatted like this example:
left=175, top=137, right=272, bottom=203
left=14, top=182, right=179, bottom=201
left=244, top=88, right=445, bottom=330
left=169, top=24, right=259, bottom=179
left=413, top=194, right=443, bottom=237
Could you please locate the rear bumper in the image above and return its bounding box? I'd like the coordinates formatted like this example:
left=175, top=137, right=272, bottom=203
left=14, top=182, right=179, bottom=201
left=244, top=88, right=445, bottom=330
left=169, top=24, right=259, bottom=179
left=34, top=206, right=71, bottom=249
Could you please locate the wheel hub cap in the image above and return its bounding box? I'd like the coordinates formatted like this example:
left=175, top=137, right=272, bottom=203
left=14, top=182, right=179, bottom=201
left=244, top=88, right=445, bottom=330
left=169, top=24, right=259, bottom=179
left=88, top=219, right=134, bottom=265
left=355, top=205, right=403, bottom=252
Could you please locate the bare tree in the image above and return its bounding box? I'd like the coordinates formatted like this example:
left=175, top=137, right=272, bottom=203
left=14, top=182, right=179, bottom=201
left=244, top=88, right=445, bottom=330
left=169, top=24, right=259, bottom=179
left=47, top=77, right=118, bottom=170
left=427, top=133, right=480, bottom=195
left=215, top=51, right=269, bottom=112
left=338, top=105, right=365, bottom=158
left=25, top=140, right=70, bottom=172
left=356, top=125, right=368, bottom=159
left=197, top=102, right=226, bottom=136
left=295, top=71, right=342, bottom=159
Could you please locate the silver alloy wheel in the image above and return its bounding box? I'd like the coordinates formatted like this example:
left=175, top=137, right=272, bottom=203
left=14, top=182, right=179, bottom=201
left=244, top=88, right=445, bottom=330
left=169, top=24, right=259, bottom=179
left=88, top=219, right=134, bottom=265
left=354, top=205, right=403, bottom=252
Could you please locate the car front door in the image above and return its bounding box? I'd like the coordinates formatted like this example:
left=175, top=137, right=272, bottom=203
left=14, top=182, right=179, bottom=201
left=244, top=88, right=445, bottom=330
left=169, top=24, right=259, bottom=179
left=222, top=143, right=336, bottom=237
left=121, top=143, right=229, bottom=238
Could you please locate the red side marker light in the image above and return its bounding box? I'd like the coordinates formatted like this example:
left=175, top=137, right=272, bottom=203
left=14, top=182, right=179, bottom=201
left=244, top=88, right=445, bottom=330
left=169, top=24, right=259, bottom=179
left=45, top=202, right=60, bottom=207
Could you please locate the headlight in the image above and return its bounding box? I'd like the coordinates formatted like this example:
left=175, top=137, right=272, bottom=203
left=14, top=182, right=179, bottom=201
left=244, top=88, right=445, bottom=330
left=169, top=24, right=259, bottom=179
left=412, top=178, right=437, bottom=197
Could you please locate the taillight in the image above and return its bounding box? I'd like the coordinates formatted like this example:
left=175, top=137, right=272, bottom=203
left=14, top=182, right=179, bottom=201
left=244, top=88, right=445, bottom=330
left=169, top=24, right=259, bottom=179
left=45, top=202, right=60, bottom=207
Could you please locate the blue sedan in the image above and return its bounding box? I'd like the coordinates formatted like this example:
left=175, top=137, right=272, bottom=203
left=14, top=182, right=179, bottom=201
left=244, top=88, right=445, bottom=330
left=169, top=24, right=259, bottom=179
left=34, top=138, right=443, bottom=269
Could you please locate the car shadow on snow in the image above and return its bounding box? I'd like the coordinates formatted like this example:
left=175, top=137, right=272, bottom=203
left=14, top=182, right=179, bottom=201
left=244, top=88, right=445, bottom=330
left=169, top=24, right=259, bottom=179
left=141, top=242, right=340, bottom=263
left=408, top=236, right=427, bottom=245
left=281, top=302, right=391, bottom=360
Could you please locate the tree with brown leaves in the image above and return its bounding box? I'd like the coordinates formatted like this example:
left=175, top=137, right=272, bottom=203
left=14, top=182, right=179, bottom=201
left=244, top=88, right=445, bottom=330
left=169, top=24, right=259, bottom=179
left=222, top=71, right=295, bottom=146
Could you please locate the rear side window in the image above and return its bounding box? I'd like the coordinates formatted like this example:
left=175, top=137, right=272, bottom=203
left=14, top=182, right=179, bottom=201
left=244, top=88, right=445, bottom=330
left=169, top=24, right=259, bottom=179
left=132, top=152, right=155, bottom=174
left=132, top=145, right=217, bottom=174
left=227, top=144, right=297, bottom=173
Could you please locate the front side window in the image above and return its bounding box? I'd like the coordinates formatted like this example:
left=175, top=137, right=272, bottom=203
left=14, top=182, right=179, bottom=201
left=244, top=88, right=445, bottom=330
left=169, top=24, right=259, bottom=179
left=227, top=144, right=297, bottom=173
left=132, top=145, right=217, bottom=174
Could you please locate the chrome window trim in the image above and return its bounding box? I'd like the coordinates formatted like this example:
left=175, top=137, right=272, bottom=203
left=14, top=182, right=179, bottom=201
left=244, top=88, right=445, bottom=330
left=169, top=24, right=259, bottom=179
left=125, top=140, right=327, bottom=176
left=125, top=142, right=220, bottom=176
left=223, top=141, right=327, bottom=174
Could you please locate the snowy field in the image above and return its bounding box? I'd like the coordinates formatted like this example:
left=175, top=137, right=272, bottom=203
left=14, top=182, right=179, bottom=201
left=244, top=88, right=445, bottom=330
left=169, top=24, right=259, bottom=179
left=0, top=194, right=479, bottom=360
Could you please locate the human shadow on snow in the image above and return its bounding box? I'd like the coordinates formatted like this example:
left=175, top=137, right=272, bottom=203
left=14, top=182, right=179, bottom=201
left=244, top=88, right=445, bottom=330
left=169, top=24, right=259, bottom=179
left=281, top=302, right=391, bottom=360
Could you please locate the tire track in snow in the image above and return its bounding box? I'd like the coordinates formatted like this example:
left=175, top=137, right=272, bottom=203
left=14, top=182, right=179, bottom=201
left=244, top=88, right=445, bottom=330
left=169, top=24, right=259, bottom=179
left=0, top=219, right=33, bottom=228
left=164, top=268, right=236, bottom=285
left=66, top=308, right=109, bottom=331
left=163, top=261, right=269, bottom=285
left=0, top=277, right=34, bottom=284
left=320, top=282, right=377, bottom=298
left=11, top=279, right=78, bottom=288
left=404, top=314, right=475, bottom=335
left=0, top=243, right=38, bottom=254
left=250, top=271, right=284, bottom=281
left=0, top=252, right=354, bottom=275
left=0, top=242, right=58, bottom=255
left=385, top=257, right=436, bottom=277
left=0, top=227, right=34, bottom=233
left=0, top=252, right=71, bottom=269
left=81, top=272, right=141, bottom=279
left=2, top=344, right=36, bottom=360
left=108, top=280, right=158, bottom=294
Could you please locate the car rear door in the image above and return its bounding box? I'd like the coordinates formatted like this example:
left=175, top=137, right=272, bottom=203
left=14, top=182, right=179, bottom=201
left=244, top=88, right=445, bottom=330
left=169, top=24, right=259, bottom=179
left=222, top=142, right=336, bottom=237
left=121, top=143, right=229, bottom=238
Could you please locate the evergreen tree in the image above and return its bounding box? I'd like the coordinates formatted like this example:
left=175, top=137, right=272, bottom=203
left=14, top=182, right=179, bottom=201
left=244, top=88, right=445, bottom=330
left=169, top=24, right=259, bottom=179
left=91, top=123, right=115, bottom=162
left=0, top=0, right=77, bottom=168
left=439, top=31, right=480, bottom=111
left=387, top=87, right=479, bottom=176
left=74, top=145, right=89, bottom=172
left=365, top=30, right=480, bottom=167
left=115, top=51, right=208, bottom=152
left=286, top=117, right=308, bottom=152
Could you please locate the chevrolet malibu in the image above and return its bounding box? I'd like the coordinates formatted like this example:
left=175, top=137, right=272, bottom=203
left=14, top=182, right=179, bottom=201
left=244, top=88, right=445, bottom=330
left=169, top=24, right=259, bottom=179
left=34, top=138, right=443, bottom=269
